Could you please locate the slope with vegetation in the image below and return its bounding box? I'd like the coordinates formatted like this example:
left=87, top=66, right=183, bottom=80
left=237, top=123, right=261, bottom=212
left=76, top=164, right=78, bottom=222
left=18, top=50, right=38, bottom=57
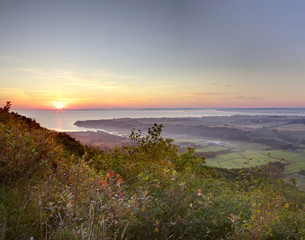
left=0, top=102, right=304, bottom=239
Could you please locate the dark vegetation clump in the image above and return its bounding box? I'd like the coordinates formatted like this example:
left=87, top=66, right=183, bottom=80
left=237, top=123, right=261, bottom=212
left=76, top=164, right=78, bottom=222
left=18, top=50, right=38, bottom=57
left=0, top=102, right=304, bottom=239
left=54, top=132, right=85, bottom=157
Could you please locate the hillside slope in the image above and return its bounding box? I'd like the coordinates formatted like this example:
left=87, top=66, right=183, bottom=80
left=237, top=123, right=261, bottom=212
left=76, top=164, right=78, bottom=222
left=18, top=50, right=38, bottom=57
left=0, top=103, right=304, bottom=239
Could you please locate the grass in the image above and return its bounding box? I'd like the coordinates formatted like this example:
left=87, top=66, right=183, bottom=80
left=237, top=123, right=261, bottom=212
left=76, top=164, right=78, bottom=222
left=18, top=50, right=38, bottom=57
left=288, top=173, right=305, bottom=190
left=196, top=146, right=230, bottom=152
left=266, top=150, right=305, bottom=174
left=205, top=150, right=280, bottom=169
left=226, top=141, right=269, bottom=151
left=176, top=137, right=305, bottom=187
left=175, top=137, right=303, bottom=172
left=206, top=148, right=305, bottom=177
left=174, top=138, right=203, bottom=143
left=205, top=153, right=246, bottom=168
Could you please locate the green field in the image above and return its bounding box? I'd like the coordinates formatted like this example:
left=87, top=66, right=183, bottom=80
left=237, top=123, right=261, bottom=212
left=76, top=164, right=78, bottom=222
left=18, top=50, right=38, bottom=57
left=266, top=150, right=305, bottom=174
left=196, top=146, right=230, bottom=152
left=175, top=137, right=305, bottom=188
left=174, top=138, right=203, bottom=143
left=205, top=150, right=279, bottom=169
left=205, top=149, right=305, bottom=173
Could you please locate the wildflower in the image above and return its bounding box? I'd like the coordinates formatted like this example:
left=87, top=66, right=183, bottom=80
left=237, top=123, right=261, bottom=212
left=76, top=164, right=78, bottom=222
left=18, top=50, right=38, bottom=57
left=197, top=189, right=202, bottom=196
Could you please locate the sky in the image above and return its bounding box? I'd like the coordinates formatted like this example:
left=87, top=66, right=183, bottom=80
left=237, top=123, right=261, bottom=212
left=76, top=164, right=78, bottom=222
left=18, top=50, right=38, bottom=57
left=1, top=0, right=305, bottom=109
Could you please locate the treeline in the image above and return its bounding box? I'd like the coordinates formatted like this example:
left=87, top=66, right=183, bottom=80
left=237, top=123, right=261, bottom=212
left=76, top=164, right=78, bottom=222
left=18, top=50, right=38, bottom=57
left=0, top=102, right=304, bottom=239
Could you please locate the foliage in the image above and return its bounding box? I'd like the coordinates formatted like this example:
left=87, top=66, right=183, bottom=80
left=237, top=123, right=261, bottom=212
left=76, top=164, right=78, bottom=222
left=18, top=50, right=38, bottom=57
left=54, top=132, right=85, bottom=158
left=0, top=103, right=304, bottom=239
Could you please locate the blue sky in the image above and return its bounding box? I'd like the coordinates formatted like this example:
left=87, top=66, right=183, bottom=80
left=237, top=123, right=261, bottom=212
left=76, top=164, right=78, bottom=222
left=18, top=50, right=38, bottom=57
left=1, top=0, right=305, bottom=109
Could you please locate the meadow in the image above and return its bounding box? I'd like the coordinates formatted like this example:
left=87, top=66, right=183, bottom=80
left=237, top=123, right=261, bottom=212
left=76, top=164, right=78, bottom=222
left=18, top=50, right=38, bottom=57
left=175, top=138, right=305, bottom=190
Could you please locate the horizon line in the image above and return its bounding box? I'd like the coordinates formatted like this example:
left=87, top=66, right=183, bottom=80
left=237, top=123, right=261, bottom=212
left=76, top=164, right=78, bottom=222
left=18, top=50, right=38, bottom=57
left=13, top=107, right=305, bottom=111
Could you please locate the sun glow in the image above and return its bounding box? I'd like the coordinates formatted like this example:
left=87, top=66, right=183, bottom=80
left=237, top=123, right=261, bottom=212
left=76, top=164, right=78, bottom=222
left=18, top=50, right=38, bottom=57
left=52, top=101, right=66, bottom=110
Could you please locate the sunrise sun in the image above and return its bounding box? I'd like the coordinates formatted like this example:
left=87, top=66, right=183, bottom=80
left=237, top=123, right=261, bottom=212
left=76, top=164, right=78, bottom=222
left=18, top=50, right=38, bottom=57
left=52, top=101, right=66, bottom=110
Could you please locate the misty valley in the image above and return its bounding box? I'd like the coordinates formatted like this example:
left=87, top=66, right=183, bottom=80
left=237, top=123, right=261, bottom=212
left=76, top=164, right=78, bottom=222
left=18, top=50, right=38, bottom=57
left=73, top=115, right=305, bottom=189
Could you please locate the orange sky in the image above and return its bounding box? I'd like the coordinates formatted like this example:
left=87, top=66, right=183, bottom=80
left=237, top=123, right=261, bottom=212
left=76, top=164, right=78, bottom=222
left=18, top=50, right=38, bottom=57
left=1, top=1, right=305, bottom=109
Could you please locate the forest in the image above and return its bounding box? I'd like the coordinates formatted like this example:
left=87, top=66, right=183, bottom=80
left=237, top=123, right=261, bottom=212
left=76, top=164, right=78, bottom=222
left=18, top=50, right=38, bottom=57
left=0, top=102, right=305, bottom=239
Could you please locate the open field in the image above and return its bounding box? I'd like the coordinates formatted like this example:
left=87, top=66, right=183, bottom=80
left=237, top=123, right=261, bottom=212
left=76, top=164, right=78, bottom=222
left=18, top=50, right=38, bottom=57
left=266, top=150, right=305, bottom=174
left=206, top=150, right=282, bottom=169
left=196, top=146, right=230, bottom=152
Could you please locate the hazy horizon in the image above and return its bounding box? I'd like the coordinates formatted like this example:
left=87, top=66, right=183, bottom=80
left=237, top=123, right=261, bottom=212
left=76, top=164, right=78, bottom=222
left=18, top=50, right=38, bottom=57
left=14, top=108, right=305, bottom=132
left=12, top=107, right=305, bottom=111
left=1, top=0, right=305, bottom=109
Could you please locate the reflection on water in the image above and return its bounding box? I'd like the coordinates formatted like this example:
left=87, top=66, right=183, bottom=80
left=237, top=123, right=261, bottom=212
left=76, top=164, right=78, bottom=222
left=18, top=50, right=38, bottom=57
left=55, top=109, right=63, bottom=131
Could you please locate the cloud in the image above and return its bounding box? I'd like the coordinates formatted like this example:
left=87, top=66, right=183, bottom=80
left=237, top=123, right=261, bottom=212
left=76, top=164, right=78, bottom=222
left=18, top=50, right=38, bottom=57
left=235, top=96, right=261, bottom=100
left=15, top=68, right=74, bottom=81
left=209, top=83, right=233, bottom=88
left=62, top=79, right=121, bottom=89
left=23, top=90, right=61, bottom=100
left=84, top=70, right=142, bottom=89
left=0, top=87, right=31, bottom=103
left=185, top=92, right=223, bottom=97
left=21, top=90, right=96, bottom=108
left=14, top=67, right=140, bottom=90
left=91, top=70, right=137, bottom=81
left=0, top=55, right=24, bottom=62
left=0, top=87, right=26, bottom=95
left=22, top=89, right=93, bottom=101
